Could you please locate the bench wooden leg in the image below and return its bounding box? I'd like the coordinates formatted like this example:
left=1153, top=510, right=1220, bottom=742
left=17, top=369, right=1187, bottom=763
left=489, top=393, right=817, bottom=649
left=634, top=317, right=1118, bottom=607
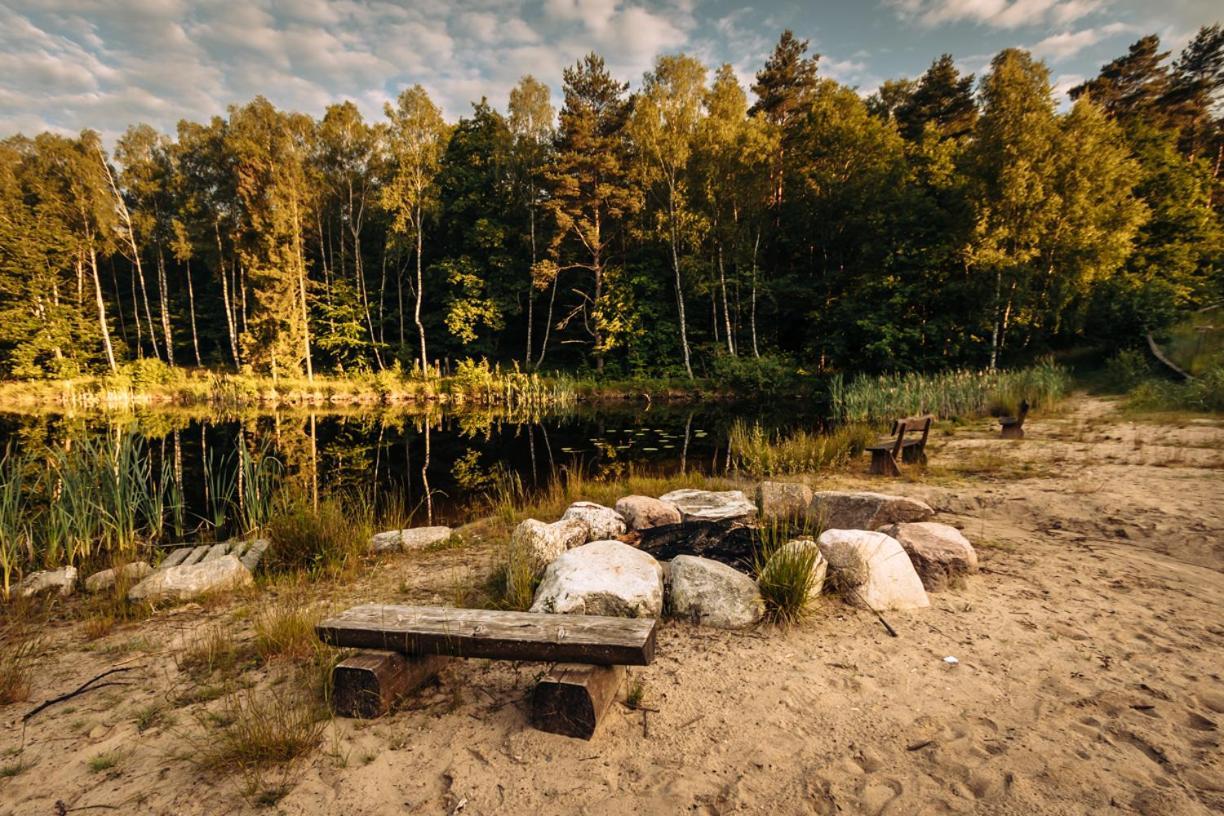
left=1001, top=425, right=1024, bottom=439
left=531, top=664, right=625, bottom=739
left=332, top=651, right=445, bottom=718
left=901, top=446, right=927, bottom=465
left=869, top=450, right=901, bottom=476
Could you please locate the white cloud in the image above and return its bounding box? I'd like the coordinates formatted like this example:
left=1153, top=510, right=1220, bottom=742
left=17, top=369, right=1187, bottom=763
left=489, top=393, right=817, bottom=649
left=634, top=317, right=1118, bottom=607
left=1029, top=21, right=1132, bottom=62
left=889, top=0, right=1112, bottom=29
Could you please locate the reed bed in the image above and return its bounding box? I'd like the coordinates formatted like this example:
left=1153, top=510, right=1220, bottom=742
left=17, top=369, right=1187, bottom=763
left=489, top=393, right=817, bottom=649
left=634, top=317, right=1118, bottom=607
left=728, top=422, right=875, bottom=478
left=829, top=360, right=1070, bottom=423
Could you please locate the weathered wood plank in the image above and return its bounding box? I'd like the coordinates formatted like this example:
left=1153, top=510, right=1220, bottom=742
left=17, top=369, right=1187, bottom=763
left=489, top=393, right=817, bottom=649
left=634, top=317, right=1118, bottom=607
left=531, top=664, right=625, bottom=740
left=160, top=547, right=192, bottom=569
left=316, top=605, right=657, bottom=666
left=331, top=651, right=445, bottom=719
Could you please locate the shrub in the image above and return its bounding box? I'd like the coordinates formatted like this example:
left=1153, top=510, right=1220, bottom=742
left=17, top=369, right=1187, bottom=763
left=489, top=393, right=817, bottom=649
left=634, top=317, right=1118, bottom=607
left=264, top=498, right=365, bottom=575
left=1103, top=349, right=1154, bottom=391
left=1127, top=366, right=1224, bottom=413
left=0, top=630, right=39, bottom=704
left=707, top=352, right=800, bottom=397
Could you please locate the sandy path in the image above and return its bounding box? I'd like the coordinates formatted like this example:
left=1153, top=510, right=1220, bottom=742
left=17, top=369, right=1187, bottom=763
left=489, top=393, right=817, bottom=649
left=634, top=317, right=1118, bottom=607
left=2, top=396, right=1221, bottom=815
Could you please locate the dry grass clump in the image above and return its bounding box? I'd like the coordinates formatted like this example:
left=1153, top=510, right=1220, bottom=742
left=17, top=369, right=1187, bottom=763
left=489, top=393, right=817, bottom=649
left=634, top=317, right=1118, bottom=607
left=254, top=597, right=325, bottom=664
left=0, top=628, right=39, bottom=704
left=193, top=684, right=327, bottom=773
left=264, top=497, right=368, bottom=576
left=754, top=519, right=825, bottom=625
left=177, top=624, right=249, bottom=680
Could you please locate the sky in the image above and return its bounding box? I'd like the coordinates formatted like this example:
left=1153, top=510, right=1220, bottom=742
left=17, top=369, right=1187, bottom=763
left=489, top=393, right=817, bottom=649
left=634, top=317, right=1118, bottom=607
left=0, top=0, right=1219, bottom=141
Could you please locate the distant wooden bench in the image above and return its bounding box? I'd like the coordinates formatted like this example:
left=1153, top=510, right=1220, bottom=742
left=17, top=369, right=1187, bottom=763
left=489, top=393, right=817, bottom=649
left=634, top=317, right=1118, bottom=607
left=999, top=400, right=1029, bottom=439
left=865, top=415, right=933, bottom=476
left=316, top=605, right=657, bottom=738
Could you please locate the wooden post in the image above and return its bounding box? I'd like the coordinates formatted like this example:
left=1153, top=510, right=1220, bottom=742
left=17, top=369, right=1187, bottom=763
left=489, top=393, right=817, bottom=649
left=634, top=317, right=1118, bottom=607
left=531, top=664, right=625, bottom=740
left=331, top=651, right=445, bottom=719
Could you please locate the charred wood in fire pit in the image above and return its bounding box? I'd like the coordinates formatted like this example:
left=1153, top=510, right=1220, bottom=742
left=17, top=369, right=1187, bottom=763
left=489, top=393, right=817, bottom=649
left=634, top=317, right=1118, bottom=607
left=635, top=520, right=761, bottom=572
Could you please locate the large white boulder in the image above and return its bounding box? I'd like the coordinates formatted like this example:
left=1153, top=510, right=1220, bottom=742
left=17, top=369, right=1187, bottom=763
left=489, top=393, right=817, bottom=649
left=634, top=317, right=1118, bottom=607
left=659, top=489, right=757, bottom=524
left=756, top=482, right=814, bottom=523
left=817, top=529, right=929, bottom=612
left=615, top=495, right=682, bottom=531
left=507, top=517, right=590, bottom=600
left=809, top=491, right=933, bottom=530
left=19, top=566, right=78, bottom=598
left=561, top=502, right=627, bottom=541
left=878, top=522, right=978, bottom=592
left=85, top=562, right=153, bottom=593
left=370, top=526, right=453, bottom=554
left=128, top=554, right=253, bottom=603
left=669, top=555, right=763, bottom=629
left=759, top=538, right=828, bottom=597
left=531, top=540, right=663, bottom=618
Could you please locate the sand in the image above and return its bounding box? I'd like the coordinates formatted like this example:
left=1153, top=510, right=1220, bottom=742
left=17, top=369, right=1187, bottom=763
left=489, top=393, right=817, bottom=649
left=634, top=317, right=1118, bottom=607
left=1, top=396, right=1221, bottom=815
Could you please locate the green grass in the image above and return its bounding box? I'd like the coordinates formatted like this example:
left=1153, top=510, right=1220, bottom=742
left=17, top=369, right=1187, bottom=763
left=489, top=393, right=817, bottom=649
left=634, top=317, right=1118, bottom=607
left=754, top=525, right=824, bottom=625
left=263, top=497, right=368, bottom=576
left=830, top=360, right=1070, bottom=423
left=192, top=684, right=326, bottom=771
left=253, top=597, right=326, bottom=663
left=87, top=751, right=122, bottom=773
left=1125, top=366, right=1224, bottom=414
left=729, top=421, right=874, bottom=478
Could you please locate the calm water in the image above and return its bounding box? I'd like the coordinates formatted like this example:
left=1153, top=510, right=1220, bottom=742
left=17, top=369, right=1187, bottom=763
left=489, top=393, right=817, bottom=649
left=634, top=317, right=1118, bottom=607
left=0, top=399, right=822, bottom=528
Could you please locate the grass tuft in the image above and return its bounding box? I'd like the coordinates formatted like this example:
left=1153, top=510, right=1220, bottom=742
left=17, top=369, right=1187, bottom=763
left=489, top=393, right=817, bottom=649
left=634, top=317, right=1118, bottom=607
left=754, top=520, right=825, bottom=625
left=254, top=597, right=325, bottom=664
left=193, top=684, right=326, bottom=772
left=0, top=629, right=39, bottom=704
left=264, top=498, right=367, bottom=576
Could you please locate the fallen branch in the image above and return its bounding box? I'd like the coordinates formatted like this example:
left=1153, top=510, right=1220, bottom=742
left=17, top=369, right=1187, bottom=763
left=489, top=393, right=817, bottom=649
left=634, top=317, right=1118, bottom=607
left=24, top=667, right=137, bottom=723
left=852, top=590, right=898, bottom=638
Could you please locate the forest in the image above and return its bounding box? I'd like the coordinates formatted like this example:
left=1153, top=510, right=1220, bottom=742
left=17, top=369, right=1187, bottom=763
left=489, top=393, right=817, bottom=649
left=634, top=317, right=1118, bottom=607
left=0, top=27, right=1221, bottom=385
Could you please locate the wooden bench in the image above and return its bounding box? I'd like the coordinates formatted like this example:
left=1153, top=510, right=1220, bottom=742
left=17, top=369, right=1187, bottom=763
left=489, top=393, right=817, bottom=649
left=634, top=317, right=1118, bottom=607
left=865, top=415, right=933, bottom=476
left=316, top=605, right=658, bottom=738
left=999, top=400, right=1029, bottom=439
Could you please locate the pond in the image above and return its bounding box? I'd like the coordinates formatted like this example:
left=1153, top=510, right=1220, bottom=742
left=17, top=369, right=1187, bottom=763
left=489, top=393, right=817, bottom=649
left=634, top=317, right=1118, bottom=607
left=0, top=398, right=823, bottom=532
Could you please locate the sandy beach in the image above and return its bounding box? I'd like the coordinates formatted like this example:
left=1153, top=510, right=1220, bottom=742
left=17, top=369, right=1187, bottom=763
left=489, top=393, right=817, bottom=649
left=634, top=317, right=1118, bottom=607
left=2, top=396, right=1222, bottom=816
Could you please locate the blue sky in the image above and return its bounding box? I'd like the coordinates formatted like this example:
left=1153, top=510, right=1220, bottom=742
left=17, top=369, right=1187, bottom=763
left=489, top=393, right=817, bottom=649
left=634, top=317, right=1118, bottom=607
left=0, top=0, right=1218, bottom=140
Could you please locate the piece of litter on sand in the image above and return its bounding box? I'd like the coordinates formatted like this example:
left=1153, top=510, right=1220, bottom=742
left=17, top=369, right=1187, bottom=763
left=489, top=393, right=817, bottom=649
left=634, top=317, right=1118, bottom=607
left=944, top=656, right=959, bottom=665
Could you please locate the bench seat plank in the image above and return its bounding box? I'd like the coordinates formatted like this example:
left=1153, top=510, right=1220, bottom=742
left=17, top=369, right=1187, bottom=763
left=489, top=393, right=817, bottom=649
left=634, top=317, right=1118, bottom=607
left=316, top=605, right=657, bottom=666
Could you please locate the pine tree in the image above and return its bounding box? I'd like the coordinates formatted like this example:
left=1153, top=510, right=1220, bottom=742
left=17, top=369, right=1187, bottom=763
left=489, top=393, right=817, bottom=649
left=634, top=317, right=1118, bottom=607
left=895, top=55, right=977, bottom=141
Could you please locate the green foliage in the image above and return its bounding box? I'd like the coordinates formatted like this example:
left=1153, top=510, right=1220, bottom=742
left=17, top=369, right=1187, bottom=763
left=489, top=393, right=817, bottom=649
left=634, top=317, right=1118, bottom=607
left=707, top=353, right=799, bottom=396
left=1126, top=366, right=1224, bottom=413
left=754, top=522, right=824, bottom=625
left=1103, top=349, right=1154, bottom=390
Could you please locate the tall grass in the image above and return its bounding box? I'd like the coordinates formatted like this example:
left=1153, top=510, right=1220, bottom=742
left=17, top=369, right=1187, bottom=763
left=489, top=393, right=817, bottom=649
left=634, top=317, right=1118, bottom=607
left=1126, top=366, right=1224, bottom=413
left=830, top=360, right=1070, bottom=423
left=729, top=422, right=875, bottom=478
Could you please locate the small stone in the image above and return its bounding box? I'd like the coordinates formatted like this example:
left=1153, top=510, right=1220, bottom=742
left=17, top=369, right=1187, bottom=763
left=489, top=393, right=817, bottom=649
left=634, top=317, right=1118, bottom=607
left=239, top=539, right=269, bottom=572
left=561, top=502, right=627, bottom=541
left=128, top=554, right=253, bottom=603
left=370, top=526, right=453, bottom=554
left=809, top=491, right=934, bottom=530
left=668, top=555, right=763, bottom=629
left=614, top=495, right=682, bottom=531
left=659, top=489, right=757, bottom=524
left=817, top=529, right=929, bottom=612
left=201, top=542, right=230, bottom=562
left=756, top=481, right=814, bottom=523
left=878, top=522, right=978, bottom=592
left=19, top=566, right=78, bottom=598
left=531, top=540, right=663, bottom=618
left=85, top=562, right=153, bottom=593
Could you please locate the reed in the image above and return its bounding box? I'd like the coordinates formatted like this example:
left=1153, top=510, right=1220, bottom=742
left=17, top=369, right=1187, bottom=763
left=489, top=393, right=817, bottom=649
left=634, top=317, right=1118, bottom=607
left=830, top=360, right=1070, bottom=423
left=728, top=421, right=874, bottom=478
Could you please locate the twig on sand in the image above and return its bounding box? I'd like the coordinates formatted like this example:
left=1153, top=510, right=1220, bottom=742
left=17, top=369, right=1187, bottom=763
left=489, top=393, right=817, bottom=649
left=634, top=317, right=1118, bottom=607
left=642, top=709, right=649, bottom=738
left=23, top=667, right=138, bottom=723
left=852, top=590, right=898, bottom=637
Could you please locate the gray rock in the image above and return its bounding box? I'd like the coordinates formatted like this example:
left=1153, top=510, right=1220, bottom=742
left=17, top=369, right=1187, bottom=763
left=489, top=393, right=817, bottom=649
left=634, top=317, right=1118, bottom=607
left=756, top=481, right=814, bottom=523
left=561, top=502, right=627, bottom=541
left=878, top=522, right=978, bottom=592
left=201, top=542, right=230, bottom=562
left=614, top=495, right=682, bottom=531
left=530, top=540, right=664, bottom=618
left=128, top=554, right=253, bottom=603
left=659, top=489, right=757, bottom=524
left=228, top=540, right=250, bottom=560
left=19, top=566, right=78, bottom=598
left=85, top=562, right=153, bottom=593
left=507, top=517, right=591, bottom=600
left=160, top=547, right=193, bottom=569
left=759, top=538, right=828, bottom=597
left=817, top=529, right=929, bottom=612
left=370, top=526, right=453, bottom=554
left=179, top=544, right=211, bottom=567
left=809, top=491, right=933, bottom=531
left=668, top=555, right=763, bottom=629
left=239, top=539, right=269, bottom=572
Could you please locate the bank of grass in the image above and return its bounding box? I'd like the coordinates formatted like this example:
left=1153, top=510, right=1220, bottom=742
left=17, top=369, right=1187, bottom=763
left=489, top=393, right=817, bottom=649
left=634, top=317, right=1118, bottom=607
left=729, top=421, right=875, bottom=478
left=0, top=357, right=576, bottom=411
left=830, top=360, right=1070, bottom=423
left=1125, top=367, right=1224, bottom=414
